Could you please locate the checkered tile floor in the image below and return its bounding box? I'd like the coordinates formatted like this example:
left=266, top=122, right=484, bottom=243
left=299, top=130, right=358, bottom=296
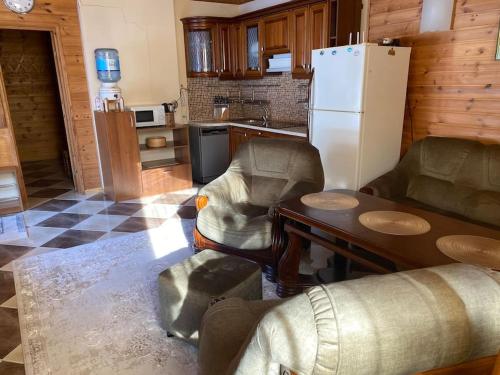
left=0, top=160, right=199, bottom=374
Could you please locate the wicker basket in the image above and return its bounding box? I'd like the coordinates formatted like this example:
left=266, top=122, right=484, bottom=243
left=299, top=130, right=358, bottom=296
left=146, top=136, right=167, bottom=148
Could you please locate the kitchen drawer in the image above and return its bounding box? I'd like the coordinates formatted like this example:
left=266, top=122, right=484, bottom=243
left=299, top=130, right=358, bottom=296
left=141, top=164, right=192, bottom=196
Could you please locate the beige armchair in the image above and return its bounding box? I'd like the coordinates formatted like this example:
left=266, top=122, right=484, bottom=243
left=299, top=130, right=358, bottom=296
left=198, top=264, right=500, bottom=375
left=194, top=137, right=324, bottom=280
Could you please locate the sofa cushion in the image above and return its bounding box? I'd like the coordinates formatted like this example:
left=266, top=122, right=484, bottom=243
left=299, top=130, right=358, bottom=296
left=417, top=137, right=479, bottom=182
left=406, top=174, right=474, bottom=216
left=197, top=204, right=272, bottom=250
left=463, top=190, right=500, bottom=227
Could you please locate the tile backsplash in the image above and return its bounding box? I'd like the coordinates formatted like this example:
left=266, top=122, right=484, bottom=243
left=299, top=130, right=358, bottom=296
left=187, top=73, right=310, bottom=124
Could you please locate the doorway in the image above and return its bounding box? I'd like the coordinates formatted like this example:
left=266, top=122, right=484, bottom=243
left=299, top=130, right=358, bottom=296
left=0, top=29, right=74, bottom=208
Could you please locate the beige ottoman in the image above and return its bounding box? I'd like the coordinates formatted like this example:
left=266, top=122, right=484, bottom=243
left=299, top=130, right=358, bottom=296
left=158, top=249, right=262, bottom=345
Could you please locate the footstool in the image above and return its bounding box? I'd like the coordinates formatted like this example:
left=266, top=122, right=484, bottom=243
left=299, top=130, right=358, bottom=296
left=158, top=249, right=262, bottom=345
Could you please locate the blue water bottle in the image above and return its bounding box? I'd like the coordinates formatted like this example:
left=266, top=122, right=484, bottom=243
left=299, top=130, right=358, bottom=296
left=94, top=48, right=121, bottom=83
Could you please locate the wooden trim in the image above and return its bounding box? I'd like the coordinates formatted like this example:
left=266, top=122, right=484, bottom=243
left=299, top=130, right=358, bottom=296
left=0, top=4, right=100, bottom=193
left=181, top=0, right=328, bottom=24
left=193, top=226, right=274, bottom=265
left=415, top=354, right=497, bottom=374
left=0, top=66, right=26, bottom=209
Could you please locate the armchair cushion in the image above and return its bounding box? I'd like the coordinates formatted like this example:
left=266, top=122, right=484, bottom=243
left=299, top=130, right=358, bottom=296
left=196, top=138, right=324, bottom=250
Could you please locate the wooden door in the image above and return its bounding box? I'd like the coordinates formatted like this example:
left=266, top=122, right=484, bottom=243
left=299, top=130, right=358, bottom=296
left=217, top=22, right=233, bottom=79
left=262, top=12, right=290, bottom=55
left=308, top=2, right=329, bottom=59
left=0, top=65, right=26, bottom=211
left=242, top=19, right=264, bottom=79
left=230, top=23, right=244, bottom=79
left=291, top=6, right=310, bottom=78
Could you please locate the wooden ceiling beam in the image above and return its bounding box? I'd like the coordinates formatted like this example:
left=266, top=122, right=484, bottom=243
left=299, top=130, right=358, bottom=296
left=193, top=0, right=253, bottom=5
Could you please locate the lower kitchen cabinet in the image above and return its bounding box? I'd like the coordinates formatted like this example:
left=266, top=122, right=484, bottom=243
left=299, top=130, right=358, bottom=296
left=229, top=126, right=306, bottom=159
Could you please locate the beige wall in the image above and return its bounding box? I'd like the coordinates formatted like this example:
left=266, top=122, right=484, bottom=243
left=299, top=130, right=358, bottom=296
left=78, top=0, right=181, bottom=110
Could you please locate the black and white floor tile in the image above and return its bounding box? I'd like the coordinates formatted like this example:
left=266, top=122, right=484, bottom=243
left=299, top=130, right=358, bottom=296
left=0, top=160, right=199, bottom=374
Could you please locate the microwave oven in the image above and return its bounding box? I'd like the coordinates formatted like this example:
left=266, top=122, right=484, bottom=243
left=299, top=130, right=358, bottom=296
left=129, top=105, right=166, bottom=128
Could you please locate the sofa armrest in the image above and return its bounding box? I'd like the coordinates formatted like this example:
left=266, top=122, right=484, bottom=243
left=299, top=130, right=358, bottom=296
left=360, top=169, right=408, bottom=199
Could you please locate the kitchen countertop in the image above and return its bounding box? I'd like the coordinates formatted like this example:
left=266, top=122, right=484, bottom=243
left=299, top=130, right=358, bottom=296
left=189, top=120, right=308, bottom=137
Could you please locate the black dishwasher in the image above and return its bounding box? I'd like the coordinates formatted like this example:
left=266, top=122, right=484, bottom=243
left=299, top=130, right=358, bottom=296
left=189, top=125, right=230, bottom=184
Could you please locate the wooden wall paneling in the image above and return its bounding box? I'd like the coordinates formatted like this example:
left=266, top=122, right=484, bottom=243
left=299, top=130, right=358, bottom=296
left=0, top=30, right=67, bottom=162
left=368, top=0, right=500, bottom=153
left=0, top=0, right=100, bottom=192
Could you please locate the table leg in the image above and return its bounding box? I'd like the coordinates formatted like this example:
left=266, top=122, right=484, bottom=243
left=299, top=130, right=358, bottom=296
left=277, top=230, right=304, bottom=297
left=333, top=253, right=348, bottom=281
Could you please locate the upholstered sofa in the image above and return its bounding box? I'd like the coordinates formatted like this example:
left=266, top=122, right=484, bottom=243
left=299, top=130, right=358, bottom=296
left=198, top=264, right=500, bottom=375
left=361, top=137, right=500, bottom=228
left=194, top=137, right=324, bottom=278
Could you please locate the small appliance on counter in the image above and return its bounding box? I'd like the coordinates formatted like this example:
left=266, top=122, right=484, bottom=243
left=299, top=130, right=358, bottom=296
left=189, top=123, right=230, bottom=183
left=128, top=105, right=166, bottom=128
left=162, top=102, right=177, bottom=127
left=94, top=48, right=124, bottom=112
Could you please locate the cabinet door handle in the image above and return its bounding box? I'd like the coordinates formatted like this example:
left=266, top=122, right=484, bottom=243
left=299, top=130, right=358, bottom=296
left=129, top=115, right=135, bottom=128
left=258, top=132, right=262, bottom=135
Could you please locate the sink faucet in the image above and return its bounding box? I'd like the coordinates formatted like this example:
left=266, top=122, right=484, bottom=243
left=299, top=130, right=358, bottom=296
left=262, top=105, right=270, bottom=124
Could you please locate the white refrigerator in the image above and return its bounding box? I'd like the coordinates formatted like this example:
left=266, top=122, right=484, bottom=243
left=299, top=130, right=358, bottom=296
left=309, top=43, right=411, bottom=190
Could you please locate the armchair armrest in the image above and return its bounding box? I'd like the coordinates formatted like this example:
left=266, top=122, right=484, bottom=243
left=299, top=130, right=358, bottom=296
left=197, top=172, right=248, bottom=210
left=360, top=169, right=408, bottom=199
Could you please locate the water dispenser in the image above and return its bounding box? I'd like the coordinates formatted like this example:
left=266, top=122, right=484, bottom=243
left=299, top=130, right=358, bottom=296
left=94, top=48, right=124, bottom=111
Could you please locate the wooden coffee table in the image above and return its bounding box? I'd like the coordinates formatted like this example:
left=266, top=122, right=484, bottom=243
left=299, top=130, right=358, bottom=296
left=273, top=189, right=500, bottom=297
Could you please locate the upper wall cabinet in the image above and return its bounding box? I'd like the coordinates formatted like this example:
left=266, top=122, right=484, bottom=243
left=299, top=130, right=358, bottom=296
left=230, top=23, right=245, bottom=79
left=242, top=19, right=264, bottom=79
left=182, top=18, right=219, bottom=78
left=291, top=3, right=328, bottom=78
left=262, top=12, right=290, bottom=55
left=217, top=22, right=234, bottom=79
left=182, top=0, right=361, bottom=80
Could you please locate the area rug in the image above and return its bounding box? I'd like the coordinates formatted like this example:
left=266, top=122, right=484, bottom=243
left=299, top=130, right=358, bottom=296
left=13, top=219, right=199, bottom=375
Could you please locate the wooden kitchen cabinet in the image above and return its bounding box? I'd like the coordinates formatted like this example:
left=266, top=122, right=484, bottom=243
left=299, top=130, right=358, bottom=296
left=217, top=22, right=233, bottom=79
left=182, top=0, right=360, bottom=81
left=291, top=6, right=310, bottom=78
left=182, top=18, right=219, bottom=78
left=262, top=12, right=290, bottom=55
left=242, top=19, right=264, bottom=79
left=94, top=111, right=143, bottom=201
left=230, top=23, right=244, bottom=79
left=291, top=3, right=329, bottom=78
left=309, top=2, right=329, bottom=51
